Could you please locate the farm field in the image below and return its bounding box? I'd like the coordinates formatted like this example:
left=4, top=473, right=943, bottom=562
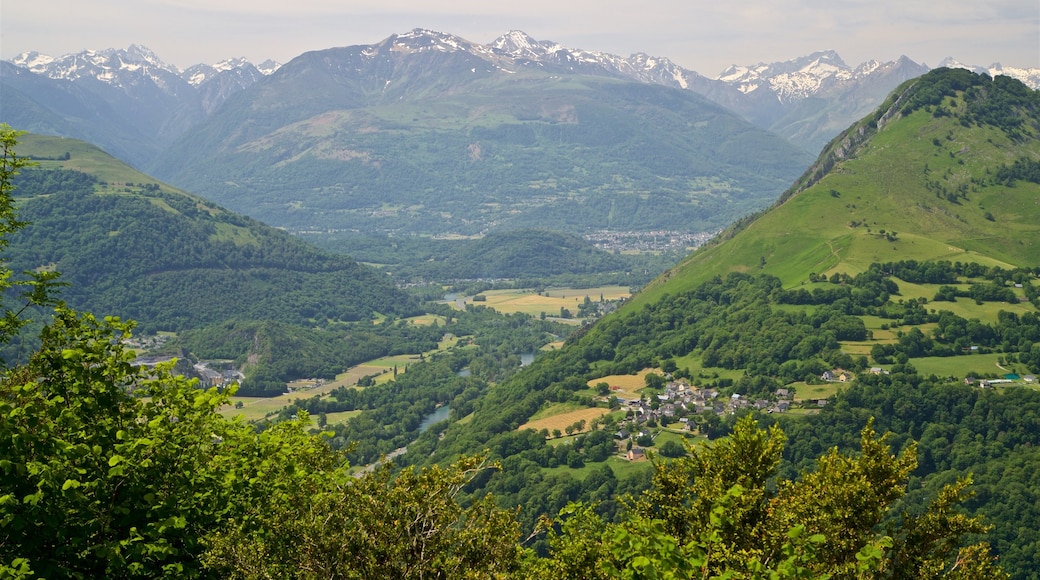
left=541, top=454, right=653, bottom=481
left=518, top=405, right=610, bottom=435
left=587, top=370, right=655, bottom=400
left=450, top=286, right=631, bottom=318
left=790, top=381, right=845, bottom=402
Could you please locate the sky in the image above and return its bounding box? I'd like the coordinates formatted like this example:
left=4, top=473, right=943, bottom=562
left=2, top=0, right=1039, bottom=75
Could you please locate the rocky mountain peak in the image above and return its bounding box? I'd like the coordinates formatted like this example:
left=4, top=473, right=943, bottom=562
left=489, top=30, right=544, bottom=57
left=382, top=28, right=488, bottom=56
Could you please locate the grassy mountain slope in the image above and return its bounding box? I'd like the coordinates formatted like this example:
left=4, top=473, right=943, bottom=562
left=633, top=69, right=1040, bottom=308
left=7, top=134, right=419, bottom=333
left=410, top=69, right=1040, bottom=576
left=148, top=43, right=812, bottom=238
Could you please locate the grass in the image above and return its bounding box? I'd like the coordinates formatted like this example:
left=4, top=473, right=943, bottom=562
left=322, top=410, right=363, bottom=425
left=629, top=107, right=1040, bottom=310
left=790, top=381, right=845, bottom=402
left=910, top=353, right=1026, bottom=379
left=587, top=370, right=656, bottom=400
left=404, top=314, right=448, bottom=326
left=541, top=454, right=654, bottom=481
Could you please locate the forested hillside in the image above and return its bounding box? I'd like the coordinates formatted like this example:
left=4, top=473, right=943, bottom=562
left=0, top=134, right=427, bottom=394
left=391, top=69, right=1040, bottom=578
left=7, top=164, right=416, bottom=332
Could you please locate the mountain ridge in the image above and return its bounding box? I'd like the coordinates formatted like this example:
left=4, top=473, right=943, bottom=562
left=8, top=31, right=1037, bottom=162
left=632, top=67, right=1040, bottom=308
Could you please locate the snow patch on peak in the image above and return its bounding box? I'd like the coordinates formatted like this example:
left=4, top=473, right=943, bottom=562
left=212, top=57, right=250, bottom=72
left=256, top=60, right=281, bottom=75
left=386, top=28, right=484, bottom=55
left=714, top=51, right=928, bottom=102
left=939, top=58, right=1040, bottom=89
left=854, top=60, right=882, bottom=76
left=11, top=51, right=55, bottom=71
left=491, top=30, right=541, bottom=54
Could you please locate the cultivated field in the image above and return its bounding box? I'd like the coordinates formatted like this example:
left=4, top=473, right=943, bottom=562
left=587, top=370, right=655, bottom=399
left=451, top=286, right=631, bottom=318
left=518, top=405, right=610, bottom=435
left=911, top=353, right=1029, bottom=379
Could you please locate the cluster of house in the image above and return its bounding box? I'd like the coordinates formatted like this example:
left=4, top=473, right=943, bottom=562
left=123, top=334, right=170, bottom=352
left=193, top=362, right=245, bottom=389
left=610, top=379, right=802, bottom=461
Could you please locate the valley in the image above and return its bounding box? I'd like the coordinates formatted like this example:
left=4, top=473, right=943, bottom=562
left=4, top=60, right=1040, bottom=577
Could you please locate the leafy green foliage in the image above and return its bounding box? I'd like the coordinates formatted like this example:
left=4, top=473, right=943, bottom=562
left=203, top=455, right=522, bottom=579
left=0, top=126, right=63, bottom=354
left=0, top=130, right=524, bottom=578
left=528, top=418, right=1003, bottom=578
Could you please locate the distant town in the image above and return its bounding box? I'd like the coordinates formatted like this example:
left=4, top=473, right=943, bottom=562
left=584, top=230, right=719, bottom=253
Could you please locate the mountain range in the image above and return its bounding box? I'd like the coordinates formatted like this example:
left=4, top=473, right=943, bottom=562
left=6, top=31, right=1038, bottom=159
left=5, top=30, right=1038, bottom=245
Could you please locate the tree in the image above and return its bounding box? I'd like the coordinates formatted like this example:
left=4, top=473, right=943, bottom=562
left=0, top=125, right=63, bottom=355
left=644, top=372, right=665, bottom=390
left=0, top=129, right=524, bottom=579
left=527, top=417, right=1005, bottom=578
left=658, top=439, right=686, bottom=458
left=204, top=455, right=522, bottom=579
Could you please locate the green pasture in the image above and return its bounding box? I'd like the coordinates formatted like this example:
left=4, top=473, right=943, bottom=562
left=910, top=353, right=1027, bottom=380
left=631, top=109, right=1038, bottom=309
left=322, top=410, right=363, bottom=425
left=542, top=454, right=654, bottom=482
left=788, top=381, right=844, bottom=402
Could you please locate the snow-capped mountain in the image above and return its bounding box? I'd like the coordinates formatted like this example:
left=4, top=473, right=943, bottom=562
left=938, top=57, right=1040, bottom=91
left=717, top=50, right=895, bottom=102
left=4, top=28, right=1038, bottom=165
left=11, top=44, right=178, bottom=83
left=487, top=30, right=710, bottom=90
left=4, top=46, right=283, bottom=163
left=11, top=45, right=279, bottom=93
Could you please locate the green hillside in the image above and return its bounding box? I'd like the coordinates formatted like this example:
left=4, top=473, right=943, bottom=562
left=8, top=134, right=418, bottom=332
left=406, top=69, right=1040, bottom=577
left=634, top=69, right=1040, bottom=307
left=2, top=134, right=428, bottom=394
left=3, top=75, right=1033, bottom=578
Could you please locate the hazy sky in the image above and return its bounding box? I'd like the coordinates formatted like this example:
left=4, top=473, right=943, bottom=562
left=3, top=0, right=1038, bottom=75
